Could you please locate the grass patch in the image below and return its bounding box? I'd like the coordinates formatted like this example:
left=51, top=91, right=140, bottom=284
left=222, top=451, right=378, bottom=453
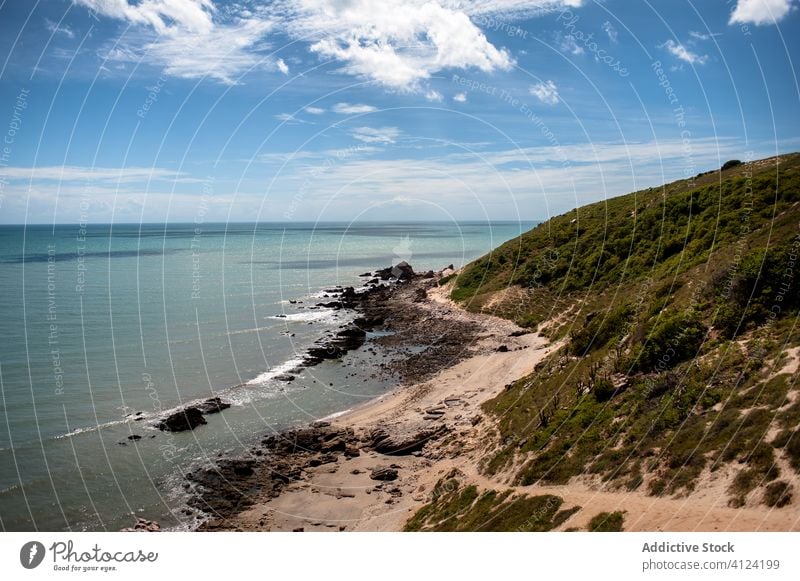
left=404, top=479, right=573, bottom=532
left=763, top=481, right=793, bottom=508
left=588, top=511, right=625, bottom=532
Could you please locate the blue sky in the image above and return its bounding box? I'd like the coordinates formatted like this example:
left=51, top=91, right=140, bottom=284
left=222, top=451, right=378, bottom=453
left=0, top=0, right=798, bottom=223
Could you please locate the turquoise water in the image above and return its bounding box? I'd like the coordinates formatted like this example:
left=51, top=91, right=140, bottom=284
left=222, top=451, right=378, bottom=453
left=0, top=221, right=531, bottom=531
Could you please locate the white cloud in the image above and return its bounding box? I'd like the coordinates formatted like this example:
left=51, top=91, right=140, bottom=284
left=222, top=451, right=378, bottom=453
left=426, top=90, right=444, bottom=102
left=253, top=136, right=745, bottom=221
left=281, top=0, right=516, bottom=91
left=556, top=33, right=584, bottom=55
left=453, top=92, right=467, bottom=103
left=77, top=0, right=277, bottom=84
left=45, top=19, right=75, bottom=38
left=729, top=0, right=795, bottom=25
left=332, top=102, right=378, bottom=114
left=75, top=0, right=584, bottom=90
left=304, top=106, right=325, bottom=114
left=602, top=21, right=618, bottom=43
left=2, top=165, right=192, bottom=183
left=350, top=126, right=401, bottom=144
left=662, top=39, right=708, bottom=65
left=461, top=0, right=585, bottom=18
left=529, top=80, right=559, bottom=105
left=689, top=30, right=711, bottom=41
left=274, top=112, right=315, bottom=125
left=76, top=0, right=216, bottom=33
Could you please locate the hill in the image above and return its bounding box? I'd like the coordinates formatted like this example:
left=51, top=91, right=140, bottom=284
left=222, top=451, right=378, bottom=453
left=407, top=153, right=800, bottom=530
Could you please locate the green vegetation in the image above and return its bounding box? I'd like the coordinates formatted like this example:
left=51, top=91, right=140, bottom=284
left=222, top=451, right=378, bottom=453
left=404, top=155, right=800, bottom=529
left=763, top=480, right=793, bottom=508
left=588, top=511, right=625, bottom=532
left=404, top=475, right=577, bottom=532
left=721, top=159, right=743, bottom=171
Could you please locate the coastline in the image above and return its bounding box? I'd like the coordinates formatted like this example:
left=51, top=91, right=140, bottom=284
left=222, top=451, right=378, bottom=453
left=180, top=266, right=800, bottom=533
left=185, top=266, right=556, bottom=531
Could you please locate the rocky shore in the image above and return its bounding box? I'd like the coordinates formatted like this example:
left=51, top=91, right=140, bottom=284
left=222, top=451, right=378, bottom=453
left=152, top=261, right=477, bottom=434
left=175, top=263, right=552, bottom=531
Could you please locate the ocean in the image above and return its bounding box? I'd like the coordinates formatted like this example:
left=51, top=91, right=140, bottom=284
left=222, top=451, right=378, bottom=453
left=0, top=221, right=531, bottom=531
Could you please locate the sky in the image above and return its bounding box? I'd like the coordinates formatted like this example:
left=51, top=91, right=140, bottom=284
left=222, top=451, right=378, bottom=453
left=0, top=0, right=798, bottom=224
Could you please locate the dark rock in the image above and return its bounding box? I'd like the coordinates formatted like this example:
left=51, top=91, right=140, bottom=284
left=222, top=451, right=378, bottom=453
left=359, top=272, right=372, bottom=277
left=369, top=424, right=448, bottom=455
left=157, top=407, right=207, bottom=432
left=232, top=461, right=255, bottom=477
left=322, top=438, right=347, bottom=453
left=309, top=453, right=338, bottom=467
left=196, top=397, right=232, bottom=414
left=121, top=517, right=161, bottom=532
left=274, top=374, right=296, bottom=382
left=370, top=466, right=398, bottom=481
left=414, top=288, right=427, bottom=302
left=127, top=434, right=142, bottom=441
left=496, top=344, right=509, bottom=352
left=392, top=261, right=415, bottom=280
left=344, top=445, right=361, bottom=458
left=305, top=345, right=346, bottom=364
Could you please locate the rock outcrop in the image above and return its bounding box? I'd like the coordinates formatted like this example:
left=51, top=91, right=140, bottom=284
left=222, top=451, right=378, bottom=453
left=157, top=407, right=207, bottom=432
left=369, top=424, right=448, bottom=455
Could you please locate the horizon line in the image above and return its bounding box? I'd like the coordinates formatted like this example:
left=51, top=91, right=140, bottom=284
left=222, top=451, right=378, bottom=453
left=0, top=219, right=541, bottom=227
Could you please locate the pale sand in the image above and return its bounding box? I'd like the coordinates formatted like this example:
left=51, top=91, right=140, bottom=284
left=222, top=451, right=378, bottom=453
left=222, top=285, right=800, bottom=532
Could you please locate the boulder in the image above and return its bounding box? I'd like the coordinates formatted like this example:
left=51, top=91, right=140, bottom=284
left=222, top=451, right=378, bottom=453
left=369, top=424, right=448, bottom=455
left=157, top=407, right=207, bottom=432
left=196, top=397, right=232, bottom=414
left=370, top=466, right=399, bottom=481
left=391, top=261, right=415, bottom=280
left=121, top=517, right=161, bottom=532
left=344, top=445, right=361, bottom=458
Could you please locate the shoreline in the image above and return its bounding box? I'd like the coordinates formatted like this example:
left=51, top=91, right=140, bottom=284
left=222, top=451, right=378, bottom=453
left=186, top=265, right=555, bottom=531
left=179, top=264, right=800, bottom=533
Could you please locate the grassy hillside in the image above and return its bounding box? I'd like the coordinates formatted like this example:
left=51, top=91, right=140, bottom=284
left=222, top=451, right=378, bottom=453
left=410, top=154, right=800, bottom=529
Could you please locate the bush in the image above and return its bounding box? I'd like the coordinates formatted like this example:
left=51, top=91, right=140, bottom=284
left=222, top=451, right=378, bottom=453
left=636, top=311, right=707, bottom=372
left=593, top=377, right=617, bottom=402
left=721, top=159, right=743, bottom=171
left=570, top=305, right=632, bottom=355
left=763, top=481, right=793, bottom=508
left=588, top=511, right=625, bottom=531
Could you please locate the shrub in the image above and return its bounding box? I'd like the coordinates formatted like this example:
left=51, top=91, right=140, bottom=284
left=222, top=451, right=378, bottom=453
left=763, top=481, right=793, bottom=508
left=588, top=511, right=625, bottom=531
left=636, top=311, right=707, bottom=372
left=570, top=305, right=632, bottom=355
left=593, top=377, right=617, bottom=402
left=721, top=159, right=743, bottom=171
